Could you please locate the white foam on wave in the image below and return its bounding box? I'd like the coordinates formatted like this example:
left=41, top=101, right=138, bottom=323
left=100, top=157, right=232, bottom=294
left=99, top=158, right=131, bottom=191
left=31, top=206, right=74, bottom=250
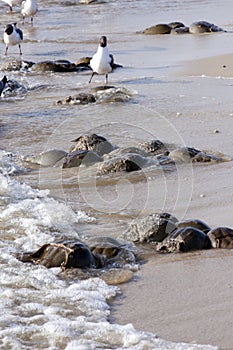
left=0, top=150, right=27, bottom=175
left=0, top=173, right=95, bottom=249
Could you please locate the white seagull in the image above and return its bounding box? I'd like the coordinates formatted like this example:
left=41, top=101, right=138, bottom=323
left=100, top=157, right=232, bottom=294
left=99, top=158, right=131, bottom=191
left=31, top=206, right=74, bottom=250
left=21, top=0, right=38, bottom=25
left=1, top=0, right=22, bottom=12
left=4, top=23, right=23, bottom=56
left=89, top=36, right=113, bottom=84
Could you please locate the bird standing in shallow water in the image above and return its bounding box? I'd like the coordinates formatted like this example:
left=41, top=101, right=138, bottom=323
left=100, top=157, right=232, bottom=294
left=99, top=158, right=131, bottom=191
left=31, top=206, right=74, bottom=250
left=21, top=0, right=38, bottom=25
left=89, top=36, right=113, bottom=84
left=1, top=0, right=22, bottom=12
left=4, top=23, right=23, bottom=56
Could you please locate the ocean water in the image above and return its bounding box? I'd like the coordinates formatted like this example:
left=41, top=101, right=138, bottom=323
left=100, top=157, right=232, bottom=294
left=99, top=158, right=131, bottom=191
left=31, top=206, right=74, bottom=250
left=1, top=0, right=233, bottom=348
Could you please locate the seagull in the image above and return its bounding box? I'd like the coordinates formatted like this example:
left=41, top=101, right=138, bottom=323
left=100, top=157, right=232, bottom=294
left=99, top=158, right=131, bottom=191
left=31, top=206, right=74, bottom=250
left=89, top=36, right=113, bottom=84
left=21, top=0, right=38, bottom=25
left=4, top=23, right=23, bottom=56
left=0, top=76, right=7, bottom=95
left=1, top=0, right=22, bottom=12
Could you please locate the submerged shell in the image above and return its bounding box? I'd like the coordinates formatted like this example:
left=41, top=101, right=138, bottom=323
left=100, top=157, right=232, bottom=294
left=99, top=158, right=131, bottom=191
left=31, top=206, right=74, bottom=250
left=62, top=150, right=102, bottom=168
left=24, top=149, right=67, bottom=166
left=138, top=139, right=168, bottom=155
left=97, top=153, right=147, bottom=174
left=31, top=60, right=78, bottom=72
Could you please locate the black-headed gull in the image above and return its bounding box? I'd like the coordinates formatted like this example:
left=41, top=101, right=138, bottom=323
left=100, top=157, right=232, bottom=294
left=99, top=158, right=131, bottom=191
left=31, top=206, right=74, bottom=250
left=89, top=36, right=113, bottom=84
left=0, top=76, right=7, bottom=95
left=4, top=23, right=23, bottom=56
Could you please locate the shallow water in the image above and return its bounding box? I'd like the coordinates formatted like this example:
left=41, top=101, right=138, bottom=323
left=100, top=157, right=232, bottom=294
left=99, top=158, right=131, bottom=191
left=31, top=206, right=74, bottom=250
left=1, top=0, right=233, bottom=348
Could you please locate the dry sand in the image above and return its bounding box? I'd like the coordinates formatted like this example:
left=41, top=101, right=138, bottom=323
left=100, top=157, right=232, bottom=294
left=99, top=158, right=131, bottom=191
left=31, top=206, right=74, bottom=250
left=112, top=54, right=233, bottom=350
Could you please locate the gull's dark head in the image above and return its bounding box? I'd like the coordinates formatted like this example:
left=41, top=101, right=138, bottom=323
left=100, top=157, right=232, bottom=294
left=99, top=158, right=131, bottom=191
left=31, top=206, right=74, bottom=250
left=5, top=24, right=13, bottom=35
left=99, top=36, right=107, bottom=47
left=2, top=76, right=7, bottom=85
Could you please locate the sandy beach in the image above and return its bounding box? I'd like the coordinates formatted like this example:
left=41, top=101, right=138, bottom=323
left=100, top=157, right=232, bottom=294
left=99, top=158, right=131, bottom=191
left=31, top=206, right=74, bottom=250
left=112, top=248, right=233, bottom=350
left=184, top=53, right=233, bottom=78
left=111, top=53, right=233, bottom=350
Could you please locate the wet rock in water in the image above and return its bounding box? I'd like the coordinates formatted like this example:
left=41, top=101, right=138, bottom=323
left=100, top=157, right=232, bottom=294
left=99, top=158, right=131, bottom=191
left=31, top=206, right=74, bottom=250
left=24, top=149, right=67, bottom=166
left=121, top=212, right=178, bottom=243
left=56, top=93, right=96, bottom=105
left=62, top=149, right=102, bottom=168
left=97, top=153, right=148, bottom=174
left=157, top=226, right=211, bottom=253
left=31, top=60, right=79, bottom=72
left=189, top=21, right=225, bottom=34
left=207, top=227, right=233, bottom=248
left=138, top=139, right=168, bottom=155
left=15, top=241, right=97, bottom=269
left=69, top=133, right=116, bottom=156
left=177, top=219, right=211, bottom=234
left=142, top=23, right=172, bottom=34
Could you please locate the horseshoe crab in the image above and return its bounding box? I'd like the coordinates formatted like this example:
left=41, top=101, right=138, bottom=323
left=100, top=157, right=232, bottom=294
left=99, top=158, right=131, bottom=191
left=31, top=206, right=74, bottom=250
left=177, top=219, right=211, bottom=234
left=69, top=133, right=116, bottom=156
left=121, top=212, right=178, bottom=243
left=157, top=226, right=211, bottom=253
left=189, top=21, right=224, bottom=34
left=15, top=241, right=98, bottom=270
left=62, top=149, right=102, bottom=168
left=207, top=227, right=233, bottom=248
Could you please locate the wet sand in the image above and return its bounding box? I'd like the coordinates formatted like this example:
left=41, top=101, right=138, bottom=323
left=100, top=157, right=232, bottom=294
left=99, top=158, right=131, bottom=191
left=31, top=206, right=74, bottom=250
left=112, top=54, right=233, bottom=350
left=112, top=249, right=233, bottom=350
left=184, top=53, right=233, bottom=78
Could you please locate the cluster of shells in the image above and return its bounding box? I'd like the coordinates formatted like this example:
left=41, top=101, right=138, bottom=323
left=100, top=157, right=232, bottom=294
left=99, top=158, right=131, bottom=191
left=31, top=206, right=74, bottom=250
left=142, top=20, right=225, bottom=35
left=122, top=212, right=233, bottom=252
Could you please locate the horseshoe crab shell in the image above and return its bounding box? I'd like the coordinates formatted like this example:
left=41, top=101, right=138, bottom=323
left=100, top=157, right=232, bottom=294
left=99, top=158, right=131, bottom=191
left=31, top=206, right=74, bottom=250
left=207, top=227, right=233, bottom=248
left=157, top=226, right=211, bottom=253
left=15, top=241, right=97, bottom=269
